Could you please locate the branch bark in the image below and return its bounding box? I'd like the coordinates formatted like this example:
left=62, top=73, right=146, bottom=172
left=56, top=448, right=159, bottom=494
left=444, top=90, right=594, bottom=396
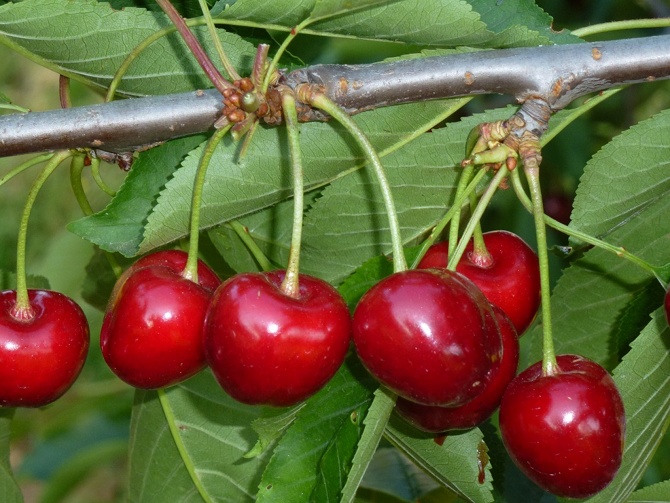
left=1, top=35, right=669, bottom=158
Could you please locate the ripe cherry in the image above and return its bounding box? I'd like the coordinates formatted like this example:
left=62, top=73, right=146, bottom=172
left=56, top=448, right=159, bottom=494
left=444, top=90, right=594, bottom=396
left=352, top=269, right=502, bottom=407
left=395, top=306, right=519, bottom=432
left=204, top=270, right=352, bottom=407
left=418, top=230, right=540, bottom=335
left=499, top=354, right=625, bottom=498
left=0, top=290, right=89, bottom=407
left=101, top=250, right=221, bottom=389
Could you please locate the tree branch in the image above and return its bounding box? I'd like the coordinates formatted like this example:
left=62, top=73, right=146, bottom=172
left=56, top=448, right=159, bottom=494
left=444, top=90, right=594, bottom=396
left=1, top=35, right=669, bottom=158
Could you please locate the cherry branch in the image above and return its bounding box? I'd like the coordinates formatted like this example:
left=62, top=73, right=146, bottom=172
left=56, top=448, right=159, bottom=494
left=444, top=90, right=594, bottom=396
left=1, top=35, right=670, bottom=157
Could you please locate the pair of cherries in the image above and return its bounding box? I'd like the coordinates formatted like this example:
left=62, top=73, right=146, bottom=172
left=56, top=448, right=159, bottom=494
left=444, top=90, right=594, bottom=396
left=353, top=231, right=625, bottom=499
left=100, top=250, right=351, bottom=406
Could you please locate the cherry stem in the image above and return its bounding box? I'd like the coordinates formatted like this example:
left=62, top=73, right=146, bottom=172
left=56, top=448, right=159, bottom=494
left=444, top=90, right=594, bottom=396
left=155, top=0, right=235, bottom=96
left=69, top=155, right=123, bottom=278
left=509, top=168, right=666, bottom=286
left=469, top=190, right=493, bottom=267
left=0, top=153, right=53, bottom=188
left=523, top=166, right=558, bottom=376
left=227, top=221, right=273, bottom=272
left=307, top=91, right=407, bottom=273
left=58, top=75, right=71, bottom=109
left=184, top=124, right=232, bottom=283
left=448, top=164, right=474, bottom=259
left=262, top=18, right=312, bottom=93
left=196, top=0, right=242, bottom=82
left=90, top=157, right=117, bottom=197
left=279, top=89, right=305, bottom=298
left=410, top=168, right=488, bottom=269
left=447, top=167, right=509, bottom=271
left=12, top=150, right=72, bottom=319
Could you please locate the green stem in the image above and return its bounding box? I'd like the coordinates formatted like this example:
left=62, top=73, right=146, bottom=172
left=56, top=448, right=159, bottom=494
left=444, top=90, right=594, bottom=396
left=90, top=157, right=117, bottom=197
left=509, top=168, right=665, bottom=284
left=573, top=18, right=670, bottom=38
left=523, top=166, right=557, bottom=375
left=308, top=92, right=407, bottom=273
left=197, top=0, right=241, bottom=82
left=184, top=125, right=232, bottom=282
left=227, top=220, right=273, bottom=272
left=262, top=17, right=312, bottom=93
left=278, top=89, right=304, bottom=298
left=409, top=168, right=489, bottom=269
left=447, top=167, right=509, bottom=271
left=447, top=165, right=474, bottom=259
left=469, top=195, right=492, bottom=267
left=0, top=153, right=54, bottom=188
left=11, top=150, right=72, bottom=319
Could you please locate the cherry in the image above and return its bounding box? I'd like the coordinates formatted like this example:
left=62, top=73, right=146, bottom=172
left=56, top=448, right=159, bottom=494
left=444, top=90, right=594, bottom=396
left=395, top=306, right=519, bottom=432
left=352, top=269, right=503, bottom=407
left=499, top=354, right=625, bottom=498
left=0, top=290, right=89, bottom=407
left=204, top=270, right=352, bottom=407
left=100, top=250, right=221, bottom=389
left=418, top=230, right=540, bottom=335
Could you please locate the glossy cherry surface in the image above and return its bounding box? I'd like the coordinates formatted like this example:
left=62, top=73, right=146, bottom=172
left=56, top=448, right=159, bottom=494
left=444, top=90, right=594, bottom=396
left=395, top=306, right=519, bottom=432
left=353, top=269, right=502, bottom=407
left=418, top=230, right=540, bottom=335
left=499, top=354, right=625, bottom=498
left=0, top=289, right=89, bottom=407
left=204, top=270, right=352, bottom=407
left=101, top=252, right=221, bottom=389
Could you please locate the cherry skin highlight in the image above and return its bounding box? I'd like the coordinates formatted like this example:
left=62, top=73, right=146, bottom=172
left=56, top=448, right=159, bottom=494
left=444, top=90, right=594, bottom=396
left=204, top=270, right=352, bottom=407
left=352, top=269, right=502, bottom=407
left=418, top=230, right=540, bottom=335
left=395, top=306, right=519, bottom=432
left=0, top=290, right=89, bottom=407
left=499, top=354, right=625, bottom=498
left=100, top=251, right=221, bottom=389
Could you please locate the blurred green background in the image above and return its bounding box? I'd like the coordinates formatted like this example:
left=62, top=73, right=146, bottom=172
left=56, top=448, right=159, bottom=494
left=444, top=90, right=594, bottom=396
left=1, top=0, right=669, bottom=501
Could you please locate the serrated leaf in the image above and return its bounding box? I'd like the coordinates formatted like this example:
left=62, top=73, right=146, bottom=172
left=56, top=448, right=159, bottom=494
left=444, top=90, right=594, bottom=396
left=128, top=371, right=269, bottom=502
left=0, top=410, right=22, bottom=503
left=245, top=404, right=304, bottom=459
left=69, top=135, right=206, bottom=256
left=571, top=108, right=670, bottom=241
left=625, top=479, right=670, bottom=502
left=139, top=97, right=464, bottom=255
left=0, top=0, right=256, bottom=96
left=359, top=447, right=440, bottom=502
left=385, top=416, right=494, bottom=503
left=256, top=357, right=376, bottom=503
left=563, top=310, right=670, bottom=503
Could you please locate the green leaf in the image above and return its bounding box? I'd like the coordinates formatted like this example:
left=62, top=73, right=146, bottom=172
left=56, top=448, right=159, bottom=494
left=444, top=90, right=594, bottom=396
left=310, top=0, right=396, bottom=21
left=0, top=270, right=50, bottom=291
left=385, top=416, right=494, bottom=503
left=69, top=135, right=206, bottom=256
left=564, top=310, right=670, bottom=503
left=571, top=108, right=670, bottom=241
left=359, top=447, right=440, bottom=502
left=245, top=404, right=304, bottom=459
left=256, top=357, right=376, bottom=503
left=625, top=479, right=670, bottom=502
left=0, top=0, right=257, bottom=96
left=139, top=97, right=465, bottom=256
left=0, top=409, right=22, bottom=503
left=128, top=371, right=269, bottom=502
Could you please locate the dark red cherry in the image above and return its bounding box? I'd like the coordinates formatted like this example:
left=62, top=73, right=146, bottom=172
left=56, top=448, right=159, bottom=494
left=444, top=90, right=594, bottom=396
left=100, top=252, right=220, bottom=389
left=395, top=306, right=519, bottom=432
left=0, top=290, right=89, bottom=407
left=204, top=270, right=352, bottom=407
left=499, top=355, right=625, bottom=498
left=352, top=269, right=502, bottom=407
left=418, top=230, right=540, bottom=335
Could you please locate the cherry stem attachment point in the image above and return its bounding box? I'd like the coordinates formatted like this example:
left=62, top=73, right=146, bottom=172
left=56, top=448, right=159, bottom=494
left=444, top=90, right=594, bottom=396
left=307, top=91, right=407, bottom=273
left=12, top=150, right=72, bottom=319
left=278, top=88, right=304, bottom=298
left=184, top=125, right=232, bottom=283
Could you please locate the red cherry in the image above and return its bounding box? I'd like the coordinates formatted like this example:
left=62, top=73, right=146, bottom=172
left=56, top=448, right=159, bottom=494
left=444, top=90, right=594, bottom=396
left=418, top=230, right=540, bottom=335
left=100, top=252, right=221, bottom=389
left=352, top=269, right=502, bottom=407
left=204, top=270, right=352, bottom=407
left=395, top=306, right=519, bottom=432
left=0, top=290, right=89, bottom=407
left=499, top=355, right=625, bottom=498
